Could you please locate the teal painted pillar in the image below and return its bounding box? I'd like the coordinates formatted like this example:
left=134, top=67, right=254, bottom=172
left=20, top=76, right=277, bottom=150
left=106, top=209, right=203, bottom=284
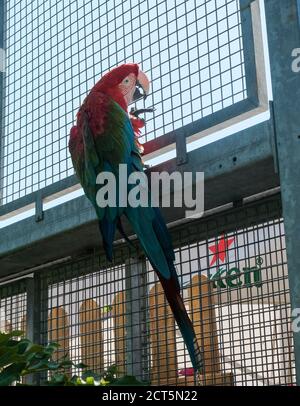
left=125, top=256, right=149, bottom=382
left=265, top=0, right=300, bottom=385
left=25, top=276, right=42, bottom=385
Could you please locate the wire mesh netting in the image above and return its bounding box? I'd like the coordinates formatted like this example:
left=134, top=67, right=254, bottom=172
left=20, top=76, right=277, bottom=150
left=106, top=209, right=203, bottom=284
left=0, top=196, right=287, bottom=386
left=0, top=280, right=27, bottom=334
left=43, top=256, right=129, bottom=376
left=1, top=0, right=247, bottom=204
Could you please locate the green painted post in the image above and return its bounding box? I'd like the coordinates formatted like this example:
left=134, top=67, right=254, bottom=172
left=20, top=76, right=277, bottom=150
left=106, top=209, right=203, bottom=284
left=25, top=274, right=48, bottom=385
left=265, top=0, right=300, bottom=385
left=125, top=256, right=149, bottom=382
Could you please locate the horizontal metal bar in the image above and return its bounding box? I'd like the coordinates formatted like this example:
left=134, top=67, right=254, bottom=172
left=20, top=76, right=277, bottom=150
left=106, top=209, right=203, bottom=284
left=143, top=98, right=258, bottom=155
left=0, top=99, right=258, bottom=219
left=0, top=118, right=278, bottom=277
left=0, top=174, right=78, bottom=217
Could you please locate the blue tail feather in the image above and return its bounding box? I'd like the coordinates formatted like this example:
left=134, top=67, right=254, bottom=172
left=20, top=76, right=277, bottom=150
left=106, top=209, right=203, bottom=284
left=124, top=205, right=204, bottom=373
left=99, top=218, right=116, bottom=262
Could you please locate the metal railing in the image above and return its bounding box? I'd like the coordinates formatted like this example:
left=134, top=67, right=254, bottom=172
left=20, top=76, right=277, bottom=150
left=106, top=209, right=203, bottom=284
left=0, top=194, right=296, bottom=386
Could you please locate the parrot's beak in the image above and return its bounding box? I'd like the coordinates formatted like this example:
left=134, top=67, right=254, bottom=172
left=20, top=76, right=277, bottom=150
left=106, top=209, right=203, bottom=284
left=132, top=70, right=150, bottom=102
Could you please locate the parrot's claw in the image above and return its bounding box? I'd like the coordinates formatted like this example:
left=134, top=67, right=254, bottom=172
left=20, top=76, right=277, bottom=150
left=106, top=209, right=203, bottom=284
left=130, top=107, right=156, bottom=118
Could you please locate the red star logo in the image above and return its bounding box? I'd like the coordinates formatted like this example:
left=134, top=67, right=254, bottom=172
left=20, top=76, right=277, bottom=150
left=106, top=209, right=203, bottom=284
left=209, top=235, right=235, bottom=267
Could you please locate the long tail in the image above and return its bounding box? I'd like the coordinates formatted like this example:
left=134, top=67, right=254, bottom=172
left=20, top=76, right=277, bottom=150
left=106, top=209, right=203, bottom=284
left=124, top=206, right=203, bottom=373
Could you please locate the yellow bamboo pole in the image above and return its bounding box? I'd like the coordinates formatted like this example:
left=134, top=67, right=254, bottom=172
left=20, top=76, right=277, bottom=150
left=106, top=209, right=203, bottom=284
left=149, top=282, right=177, bottom=384
left=48, top=307, right=70, bottom=364
left=79, top=299, right=104, bottom=373
left=112, top=291, right=126, bottom=375
left=187, top=274, right=233, bottom=385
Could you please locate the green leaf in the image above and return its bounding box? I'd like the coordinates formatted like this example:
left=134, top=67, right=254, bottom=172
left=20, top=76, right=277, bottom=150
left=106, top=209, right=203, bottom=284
left=49, top=373, right=66, bottom=384
left=0, top=330, right=148, bottom=387
left=85, top=376, right=95, bottom=385
left=110, top=376, right=146, bottom=386
left=102, top=305, right=113, bottom=314
left=0, top=351, right=26, bottom=369
left=0, top=362, right=26, bottom=386
left=26, top=359, right=50, bottom=371
left=25, top=344, right=44, bottom=354
left=6, top=339, right=23, bottom=348
left=58, top=360, right=73, bottom=368
left=46, top=361, right=60, bottom=370
left=82, top=370, right=101, bottom=381
left=16, top=340, right=31, bottom=354
left=70, top=375, right=80, bottom=384
left=0, top=331, right=24, bottom=345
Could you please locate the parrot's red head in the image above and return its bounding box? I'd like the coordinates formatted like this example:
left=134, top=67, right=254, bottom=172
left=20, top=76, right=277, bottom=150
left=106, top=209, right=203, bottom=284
left=93, top=63, right=150, bottom=111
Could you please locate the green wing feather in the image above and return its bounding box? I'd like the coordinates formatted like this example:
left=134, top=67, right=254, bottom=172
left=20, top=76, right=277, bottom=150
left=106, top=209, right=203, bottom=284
left=69, top=91, right=144, bottom=220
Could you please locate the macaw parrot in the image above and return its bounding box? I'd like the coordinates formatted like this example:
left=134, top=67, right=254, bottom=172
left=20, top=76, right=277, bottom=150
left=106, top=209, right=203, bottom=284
left=68, top=63, right=203, bottom=373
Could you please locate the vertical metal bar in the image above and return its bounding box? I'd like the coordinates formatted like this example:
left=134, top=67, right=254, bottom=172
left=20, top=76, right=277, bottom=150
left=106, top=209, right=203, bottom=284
left=239, top=0, right=259, bottom=106
left=0, top=0, right=5, bottom=204
left=25, top=275, right=42, bottom=385
left=26, top=277, right=42, bottom=344
left=176, top=128, right=188, bottom=166
left=26, top=274, right=49, bottom=385
left=125, top=256, right=149, bottom=382
left=265, top=0, right=300, bottom=385
left=35, top=191, right=44, bottom=222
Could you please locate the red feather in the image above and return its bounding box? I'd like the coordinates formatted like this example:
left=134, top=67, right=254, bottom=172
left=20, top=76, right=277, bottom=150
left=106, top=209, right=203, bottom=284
left=93, top=63, right=139, bottom=93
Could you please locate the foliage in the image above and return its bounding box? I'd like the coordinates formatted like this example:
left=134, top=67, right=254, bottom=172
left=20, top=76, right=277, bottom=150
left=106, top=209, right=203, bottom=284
left=0, top=330, right=85, bottom=386
left=0, top=330, right=146, bottom=386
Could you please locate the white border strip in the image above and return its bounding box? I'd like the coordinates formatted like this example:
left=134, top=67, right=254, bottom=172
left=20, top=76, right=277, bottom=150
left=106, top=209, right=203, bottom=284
left=0, top=48, right=5, bottom=73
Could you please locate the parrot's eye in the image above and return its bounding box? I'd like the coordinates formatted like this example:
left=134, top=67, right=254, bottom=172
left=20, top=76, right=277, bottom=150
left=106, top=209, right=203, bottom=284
left=124, top=78, right=129, bottom=83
